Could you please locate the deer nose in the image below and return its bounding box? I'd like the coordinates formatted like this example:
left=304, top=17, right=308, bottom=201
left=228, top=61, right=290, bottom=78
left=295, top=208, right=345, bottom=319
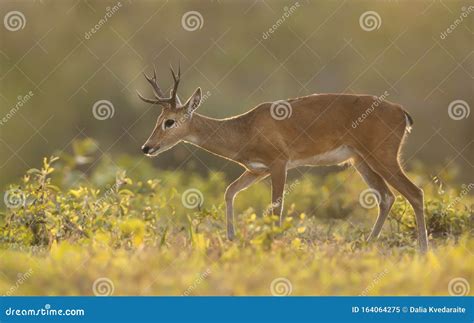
left=141, top=145, right=151, bottom=154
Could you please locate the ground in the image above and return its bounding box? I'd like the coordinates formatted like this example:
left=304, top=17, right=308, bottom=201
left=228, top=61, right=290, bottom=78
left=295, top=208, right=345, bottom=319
left=0, top=145, right=472, bottom=296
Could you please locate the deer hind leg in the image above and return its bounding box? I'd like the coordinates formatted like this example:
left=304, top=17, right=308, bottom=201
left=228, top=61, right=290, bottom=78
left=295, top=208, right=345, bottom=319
left=224, top=171, right=268, bottom=240
left=353, top=156, right=395, bottom=241
left=363, top=154, right=429, bottom=253
left=269, top=162, right=288, bottom=226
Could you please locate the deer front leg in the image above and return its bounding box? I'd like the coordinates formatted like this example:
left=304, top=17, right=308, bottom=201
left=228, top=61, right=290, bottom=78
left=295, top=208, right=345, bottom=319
left=224, top=171, right=267, bottom=240
left=270, top=162, right=287, bottom=226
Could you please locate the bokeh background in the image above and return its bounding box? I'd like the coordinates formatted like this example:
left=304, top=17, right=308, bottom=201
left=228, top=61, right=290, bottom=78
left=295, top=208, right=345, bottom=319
left=0, top=0, right=473, bottom=298
left=0, top=0, right=472, bottom=189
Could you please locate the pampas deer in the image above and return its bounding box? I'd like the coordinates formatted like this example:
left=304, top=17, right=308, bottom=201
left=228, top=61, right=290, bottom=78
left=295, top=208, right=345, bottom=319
left=137, top=66, right=429, bottom=253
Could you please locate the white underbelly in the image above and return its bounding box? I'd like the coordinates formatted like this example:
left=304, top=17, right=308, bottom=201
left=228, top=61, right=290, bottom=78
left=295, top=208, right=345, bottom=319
left=247, top=161, right=269, bottom=171
left=287, top=146, right=354, bottom=169
left=245, top=146, right=354, bottom=172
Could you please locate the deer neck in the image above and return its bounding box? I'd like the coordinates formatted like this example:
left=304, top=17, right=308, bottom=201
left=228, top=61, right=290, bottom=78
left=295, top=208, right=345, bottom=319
left=185, top=113, right=242, bottom=160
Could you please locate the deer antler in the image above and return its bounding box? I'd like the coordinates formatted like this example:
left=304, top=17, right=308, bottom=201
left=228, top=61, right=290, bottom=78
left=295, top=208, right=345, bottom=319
left=169, top=64, right=181, bottom=106
left=145, top=66, right=166, bottom=98
left=137, top=63, right=181, bottom=107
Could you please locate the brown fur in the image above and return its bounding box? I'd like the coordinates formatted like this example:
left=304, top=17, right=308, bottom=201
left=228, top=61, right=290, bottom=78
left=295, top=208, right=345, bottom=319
left=139, top=71, right=429, bottom=253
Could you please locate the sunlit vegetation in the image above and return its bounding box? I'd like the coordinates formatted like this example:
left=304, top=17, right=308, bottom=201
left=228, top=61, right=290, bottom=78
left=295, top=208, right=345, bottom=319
left=0, top=139, right=472, bottom=295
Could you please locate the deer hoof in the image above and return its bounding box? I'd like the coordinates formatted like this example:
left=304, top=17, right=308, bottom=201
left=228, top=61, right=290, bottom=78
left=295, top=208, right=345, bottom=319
left=227, top=230, right=235, bottom=241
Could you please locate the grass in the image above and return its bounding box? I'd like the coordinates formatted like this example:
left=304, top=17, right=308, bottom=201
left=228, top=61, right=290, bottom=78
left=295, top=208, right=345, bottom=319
left=0, top=139, right=472, bottom=296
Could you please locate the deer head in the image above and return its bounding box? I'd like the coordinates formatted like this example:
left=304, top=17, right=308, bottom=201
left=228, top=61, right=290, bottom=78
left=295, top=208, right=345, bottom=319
left=137, top=65, right=202, bottom=156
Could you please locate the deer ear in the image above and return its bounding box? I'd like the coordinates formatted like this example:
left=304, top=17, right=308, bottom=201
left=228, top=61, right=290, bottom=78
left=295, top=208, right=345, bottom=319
left=184, top=88, right=202, bottom=114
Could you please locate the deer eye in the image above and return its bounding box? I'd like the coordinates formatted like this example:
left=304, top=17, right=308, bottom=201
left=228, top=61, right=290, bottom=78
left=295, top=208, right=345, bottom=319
left=164, top=119, right=175, bottom=129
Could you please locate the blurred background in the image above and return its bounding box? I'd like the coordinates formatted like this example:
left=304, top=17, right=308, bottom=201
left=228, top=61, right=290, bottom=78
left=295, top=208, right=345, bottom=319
left=0, top=0, right=472, bottom=189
